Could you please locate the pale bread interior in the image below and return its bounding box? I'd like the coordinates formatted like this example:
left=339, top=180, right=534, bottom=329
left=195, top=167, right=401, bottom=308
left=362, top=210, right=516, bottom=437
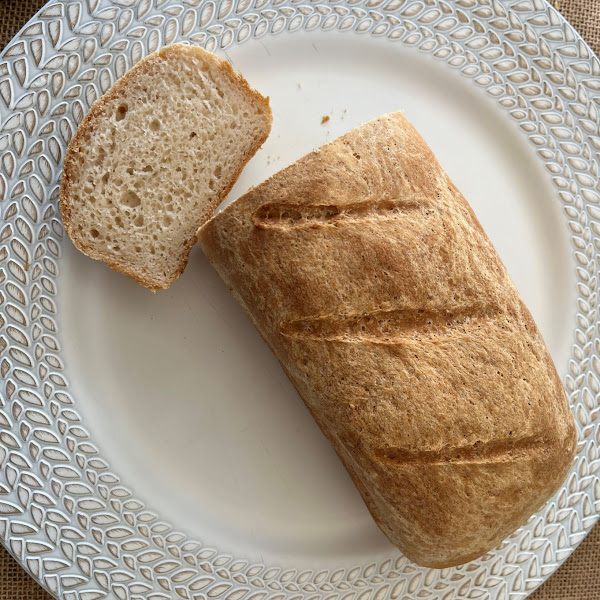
left=61, top=45, right=271, bottom=289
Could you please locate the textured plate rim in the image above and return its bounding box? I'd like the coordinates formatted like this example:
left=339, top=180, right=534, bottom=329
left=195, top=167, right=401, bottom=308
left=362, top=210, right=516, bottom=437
left=0, top=0, right=599, bottom=599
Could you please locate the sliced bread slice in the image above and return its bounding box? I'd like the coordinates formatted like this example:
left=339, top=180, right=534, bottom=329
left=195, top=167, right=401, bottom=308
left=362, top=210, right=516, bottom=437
left=60, top=43, right=272, bottom=290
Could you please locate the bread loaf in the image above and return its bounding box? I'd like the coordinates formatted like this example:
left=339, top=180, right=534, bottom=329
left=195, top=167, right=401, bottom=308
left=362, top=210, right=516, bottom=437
left=61, top=44, right=272, bottom=290
left=198, top=112, right=577, bottom=567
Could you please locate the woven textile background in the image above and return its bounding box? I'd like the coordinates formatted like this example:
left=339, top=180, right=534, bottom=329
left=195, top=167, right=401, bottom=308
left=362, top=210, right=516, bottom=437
left=0, top=0, right=599, bottom=598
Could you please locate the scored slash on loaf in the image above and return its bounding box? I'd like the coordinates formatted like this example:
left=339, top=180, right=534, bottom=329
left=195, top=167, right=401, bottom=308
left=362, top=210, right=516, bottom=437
left=60, top=44, right=272, bottom=290
left=199, top=112, right=577, bottom=568
left=279, top=304, right=498, bottom=343
left=252, top=196, right=428, bottom=229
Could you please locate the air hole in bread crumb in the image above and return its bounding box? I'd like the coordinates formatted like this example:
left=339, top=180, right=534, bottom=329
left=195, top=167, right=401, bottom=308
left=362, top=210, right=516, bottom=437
left=90, top=229, right=100, bottom=238
left=214, top=166, right=222, bottom=178
left=163, top=215, right=173, bottom=226
left=126, top=167, right=133, bottom=175
left=116, top=104, right=128, bottom=121
left=135, top=246, right=141, bottom=253
left=101, top=173, right=109, bottom=184
left=142, top=165, right=153, bottom=173
left=95, top=150, right=106, bottom=166
left=353, top=153, right=361, bottom=160
left=115, top=216, right=123, bottom=228
left=150, top=118, right=160, bottom=131
left=133, top=215, right=144, bottom=227
left=150, top=247, right=156, bottom=255
left=189, top=132, right=197, bottom=139
left=121, top=190, right=141, bottom=208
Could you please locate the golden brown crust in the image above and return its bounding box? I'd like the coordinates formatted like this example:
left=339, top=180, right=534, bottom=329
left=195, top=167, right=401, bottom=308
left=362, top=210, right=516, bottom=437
left=199, top=112, right=577, bottom=567
left=60, top=43, right=272, bottom=290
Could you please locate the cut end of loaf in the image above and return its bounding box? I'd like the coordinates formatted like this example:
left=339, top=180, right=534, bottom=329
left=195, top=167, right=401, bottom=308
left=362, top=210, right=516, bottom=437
left=60, top=43, right=272, bottom=290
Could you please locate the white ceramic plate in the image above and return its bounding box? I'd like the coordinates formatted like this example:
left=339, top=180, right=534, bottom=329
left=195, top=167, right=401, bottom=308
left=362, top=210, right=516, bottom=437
left=0, top=1, right=599, bottom=599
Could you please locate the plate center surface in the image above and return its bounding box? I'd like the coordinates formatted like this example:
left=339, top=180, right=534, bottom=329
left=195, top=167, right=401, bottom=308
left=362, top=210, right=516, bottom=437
left=59, top=32, right=575, bottom=566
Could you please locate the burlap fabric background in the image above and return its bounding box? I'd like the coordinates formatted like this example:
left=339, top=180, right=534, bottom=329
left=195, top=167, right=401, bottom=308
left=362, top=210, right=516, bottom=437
left=0, top=0, right=599, bottom=598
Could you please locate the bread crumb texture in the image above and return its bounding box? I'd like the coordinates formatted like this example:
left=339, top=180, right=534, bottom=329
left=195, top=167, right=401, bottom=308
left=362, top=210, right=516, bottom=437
left=60, top=44, right=272, bottom=290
